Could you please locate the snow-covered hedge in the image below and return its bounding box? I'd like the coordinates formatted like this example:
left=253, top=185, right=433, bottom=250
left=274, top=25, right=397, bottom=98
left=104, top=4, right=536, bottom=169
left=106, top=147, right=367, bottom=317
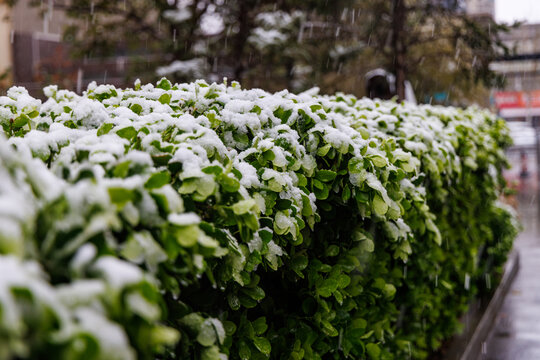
left=0, top=79, right=518, bottom=359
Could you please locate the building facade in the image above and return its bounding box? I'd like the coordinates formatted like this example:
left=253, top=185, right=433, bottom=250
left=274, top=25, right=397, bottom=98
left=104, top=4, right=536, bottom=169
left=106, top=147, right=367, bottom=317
left=0, top=1, right=12, bottom=92
left=465, top=0, right=495, bottom=18
left=2, top=0, right=146, bottom=97
left=490, top=23, right=540, bottom=123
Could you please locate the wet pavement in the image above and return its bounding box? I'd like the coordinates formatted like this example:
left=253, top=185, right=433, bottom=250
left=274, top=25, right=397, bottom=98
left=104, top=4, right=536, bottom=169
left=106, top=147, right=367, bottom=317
left=483, top=146, right=540, bottom=360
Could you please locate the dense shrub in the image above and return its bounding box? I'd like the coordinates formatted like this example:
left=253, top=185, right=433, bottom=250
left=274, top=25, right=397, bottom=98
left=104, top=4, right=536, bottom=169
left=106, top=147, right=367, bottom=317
left=0, top=79, right=518, bottom=359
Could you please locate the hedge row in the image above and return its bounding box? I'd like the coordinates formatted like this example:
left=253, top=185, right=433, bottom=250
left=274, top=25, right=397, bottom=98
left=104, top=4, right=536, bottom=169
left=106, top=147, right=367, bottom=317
left=0, top=79, right=518, bottom=359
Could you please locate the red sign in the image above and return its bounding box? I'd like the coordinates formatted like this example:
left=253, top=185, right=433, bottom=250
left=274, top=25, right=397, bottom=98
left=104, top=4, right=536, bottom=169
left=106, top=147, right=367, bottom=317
left=530, top=90, right=540, bottom=108
left=494, top=91, right=527, bottom=109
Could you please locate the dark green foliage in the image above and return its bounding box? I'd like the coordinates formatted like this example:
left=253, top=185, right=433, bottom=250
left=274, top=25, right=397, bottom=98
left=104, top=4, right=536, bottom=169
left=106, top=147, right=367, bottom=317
left=0, top=81, right=519, bottom=359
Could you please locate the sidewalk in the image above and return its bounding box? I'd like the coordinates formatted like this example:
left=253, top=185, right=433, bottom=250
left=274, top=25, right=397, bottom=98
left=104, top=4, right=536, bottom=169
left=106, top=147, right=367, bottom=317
left=483, top=173, right=540, bottom=359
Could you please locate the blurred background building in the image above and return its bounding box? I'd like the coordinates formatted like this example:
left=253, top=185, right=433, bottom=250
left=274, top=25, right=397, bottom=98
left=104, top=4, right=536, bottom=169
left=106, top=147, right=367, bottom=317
left=1, top=0, right=163, bottom=97
left=9, top=0, right=70, bottom=95
left=491, top=24, right=540, bottom=125
left=466, top=0, right=495, bottom=18
left=0, top=1, right=11, bottom=89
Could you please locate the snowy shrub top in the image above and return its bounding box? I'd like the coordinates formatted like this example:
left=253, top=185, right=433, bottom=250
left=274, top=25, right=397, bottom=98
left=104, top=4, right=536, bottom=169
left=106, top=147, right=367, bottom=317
left=0, top=79, right=517, bottom=359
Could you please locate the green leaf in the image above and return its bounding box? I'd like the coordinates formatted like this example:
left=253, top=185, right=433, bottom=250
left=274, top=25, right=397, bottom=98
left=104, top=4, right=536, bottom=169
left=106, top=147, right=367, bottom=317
left=223, top=321, right=237, bottom=336
left=197, top=322, right=217, bottom=346
left=262, top=150, right=275, bottom=161
left=193, top=177, right=217, bottom=200
left=316, top=278, right=338, bottom=297
left=291, top=255, right=308, bottom=274
left=202, top=165, right=223, bottom=175
left=239, top=295, right=257, bottom=308
left=351, top=318, right=367, bottom=331
left=316, top=170, right=337, bottom=182
left=175, top=226, right=200, bottom=247
left=152, top=154, right=172, bottom=166
left=239, top=341, right=251, bottom=360
left=348, top=158, right=364, bottom=173
left=12, top=114, right=29, bottom=128
left=116, top=126, right=137, bottom=140
left=321, top=320, right=339, bottom=337
left=317, top=143, right=332, bottom=156
left=372, top=194, right=388, bottom=216
left=325, top=245, right=339, bottom=257
left=232, top=199, right=256, bottom=215
left=356, top=191, right=369, bottom=204
left=366, top=343, right=381, bottom=359
left=97, top=123, right=114, bottom=136
left=383, top=284, right=396, bottom=298
left=368, top=155, right=388, bottom=167
left=158, top=93, right=171, bottom=104
left=241, top=286, right=265, bottom=301
left=233, top=132, right=250, bottom=145
left=297, top=173, right=308, bottom=187
left=68, top=333, right=99, bottom=359
left=441, top=280, right=453, bottom=290
left=64, top=120, right=77, bottom=129
left=252, top=317, right=268, bottom=335
left=180, top=313, right=204, bottom=332
left=196, top=319, right=225, bottom=347
left=314, top=184, right=330, bottom=200
left=273, top=107, right=292, bottom=122
left=313, top=179, right=324, bottom=190
left=301, top=194, right=313, bottom=216
left=275, top=198, right=292, bottom=210
left=201, top=346, right=221, bottom=360
left=359, top=239, right=375, bottom=253
left=130, top=103, right=143, bottom=115
left=426, top=218, right=442, bottom=246
left=253, top=337, right=271, bottom=355
left=227, top=294, right=240, bottom=311
left=342, top=184, right=351, bottom=202
left=219, top=174, right=240, bottom=192
left=145, top=171, right=170, bottom=189
left=357, top=127, right=370, bottom=139
left=358, top=330, right=374, bottom=340
left=337, top=274, right=351, bottom=288
left=113, top=161, right=131, bottom=178
left=108, top=187, right=136, bottom=205
left=157, top=78, right=172, bottom=90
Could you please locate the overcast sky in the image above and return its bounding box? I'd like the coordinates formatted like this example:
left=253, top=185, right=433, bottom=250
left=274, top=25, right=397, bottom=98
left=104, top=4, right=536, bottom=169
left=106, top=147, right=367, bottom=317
left=496, top=0, right=540, bottom=24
